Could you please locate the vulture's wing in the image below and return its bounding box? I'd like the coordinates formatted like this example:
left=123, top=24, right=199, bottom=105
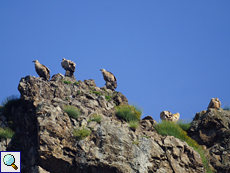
left=41, top=64, right=50, bottom=73
left=108, top=71, right=117, bottom=81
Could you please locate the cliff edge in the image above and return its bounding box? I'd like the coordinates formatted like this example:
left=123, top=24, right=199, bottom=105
left=1, top=74, right=204, bottom=173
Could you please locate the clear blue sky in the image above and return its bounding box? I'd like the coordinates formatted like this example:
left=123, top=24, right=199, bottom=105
left=1, top=1, right=230, bottom=121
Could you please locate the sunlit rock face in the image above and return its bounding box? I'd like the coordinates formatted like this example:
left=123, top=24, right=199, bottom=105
left=0, top=74, right=205, bottom=173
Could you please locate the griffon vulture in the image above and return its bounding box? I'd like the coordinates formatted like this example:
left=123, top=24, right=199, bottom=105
left=160, top=111, right=180, bottom=123
left=61, top=58, right=76, bottom=73
left=172, top=113, right=180, bottom=122
left=32, top=60, right=50, bottom=80
left=100, top=69, right=117, bottom=89
left=207, top=98, right=221, bottom=109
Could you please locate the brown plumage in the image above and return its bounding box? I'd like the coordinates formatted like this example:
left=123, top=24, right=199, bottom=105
left=100, top=68, right=117, bottom=89
left=61, top=58, right=76, bottom=72
left=32, top=60, right=50, bottom=80
left=207, top=98, right=221, bottom=109
left=160, top=111, right=180, bottom=123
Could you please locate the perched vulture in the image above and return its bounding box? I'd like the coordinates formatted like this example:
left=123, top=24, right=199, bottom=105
left=32, top=60, right=50, bottom=80
left=100, top=69, right=117, bottom=89
left=160, top=111, right=180, bottom=123
left=207, top=98, right=221, bottom=109
left=172, top=113, right=180, bottom=122
left=61, top=58, right=76, bottom=73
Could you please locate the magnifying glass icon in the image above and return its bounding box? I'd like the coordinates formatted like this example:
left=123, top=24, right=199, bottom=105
left=3, top=154, right=18, bottom=170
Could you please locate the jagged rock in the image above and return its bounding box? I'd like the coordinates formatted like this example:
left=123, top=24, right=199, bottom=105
left=193, top=110, right=207, bottom=121
left=142, top=115, right=153, bottom=121
left=64, top=70, right=76, bottom=80
left=105, top=81, right=116, bottom=90
left=3, top=75, right=206, bottom=172
left=188, top=109, right=230, bottom=172
left=112, top=92, right=128, bottom=106
left=0, top=138, right=11, bottom=151
left=140, top=116, right=158, bottom=132
left=97, top=95, right=107, bottom=108
left=50, top=73, right=65, bottom=82
left=31, top=166, right=50, bottom=173
left=142, top=116, right=158, bottom=125
left=84, top=79, right=96, bottom=87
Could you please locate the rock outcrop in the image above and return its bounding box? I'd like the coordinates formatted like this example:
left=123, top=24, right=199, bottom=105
left=0, top=74, right=205, bottom=173
left=188, top=108, right=230, bottom=173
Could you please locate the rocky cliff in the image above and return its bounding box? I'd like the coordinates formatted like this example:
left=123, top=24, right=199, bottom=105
left=188, top=108, right=230, bottom=173
left=1, top=74, right=206, bottom=173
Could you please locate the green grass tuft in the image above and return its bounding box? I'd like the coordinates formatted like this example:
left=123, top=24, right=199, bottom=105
left=90, top=91, right=102, bottom=96
left=223, top=103, right=230, bottom=110
left=132, top=139, right=139, bottom=145
left=0, top=127, right=15, bottom=139
left=128, top=120, right=139, bottom=129
left=115, top=104, right=142, bottom=122
left=102, top=87, right=107, bottom=91
left=105, top=95, right=111, bottom=102
left=63, top=105, right=81, bottom=119
left=1, top=95, right=20, bottom=122
left=154, top=121, right=213, bottom=173
left=88, top=114, right=102, bottom=123
left=154, top=121, right=199, bottom=147
left=141, top=135, right=149, bottom=138
left=74, top=81, right=79, bottom=85
left=63, top=80, right=71, bottom=84
left=176, top=120, right=191, bottom=131
left=73, top=128, right=91, bottom=140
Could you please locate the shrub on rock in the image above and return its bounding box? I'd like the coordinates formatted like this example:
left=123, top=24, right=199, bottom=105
left=115, top=104, right=142, bottom=122
left=1, top=95, right=20, bottom=121
left=63, top=105, right=81, bottom=119
left=154, top=121, right=212, bottom=172
left=88, top=114, right=102, bottom=123
left=73, top=127, right=91, bottom=141
left=128, top=120, right=139, bottom=129
left=0, top=127, right=14, bottom=139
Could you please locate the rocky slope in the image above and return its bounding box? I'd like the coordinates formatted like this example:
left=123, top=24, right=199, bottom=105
left=188, top=108, right=230, bottom=173
left=1, top=74, right=205, bottom=173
